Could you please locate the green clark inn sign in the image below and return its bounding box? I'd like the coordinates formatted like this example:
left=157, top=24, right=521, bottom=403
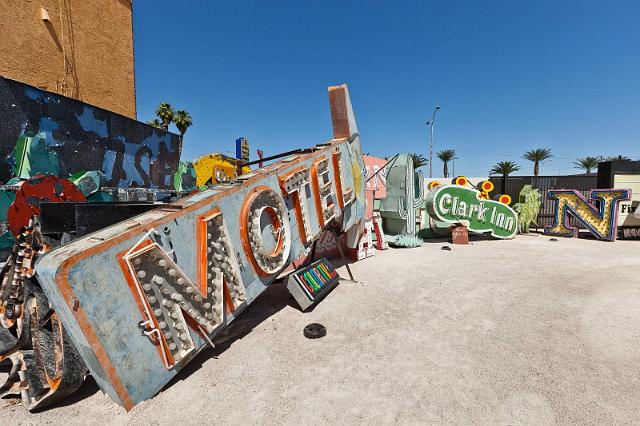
left=425, top=185, right=518, bottom=239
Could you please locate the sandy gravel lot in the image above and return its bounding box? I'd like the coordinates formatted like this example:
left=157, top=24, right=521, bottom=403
left=2, top=234, right=640, bottom=424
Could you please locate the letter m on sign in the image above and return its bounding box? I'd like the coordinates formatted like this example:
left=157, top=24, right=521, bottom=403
left=118, top=208, right=247, bottom=369
left=545, top=189, right=631, bottom=241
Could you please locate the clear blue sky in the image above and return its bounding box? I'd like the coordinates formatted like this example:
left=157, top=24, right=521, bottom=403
left=133, top=0, right=640, bottom=176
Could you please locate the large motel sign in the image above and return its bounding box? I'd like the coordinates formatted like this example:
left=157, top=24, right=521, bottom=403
left=35, top=85, right=366, bottom=409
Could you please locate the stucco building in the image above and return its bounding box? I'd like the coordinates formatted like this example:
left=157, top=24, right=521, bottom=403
left=0, top=0, right=137, bottom=118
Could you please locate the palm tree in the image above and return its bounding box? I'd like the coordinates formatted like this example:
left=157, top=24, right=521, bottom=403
left=573, top=157, right=599, bottom=175
left=147, top=119, right=162, bottom=129
left=436, top=149, right=456, bottom=178
left=409, top=153, right=428, bottom=169
left=522, top=148, right=552, bottom=176
left=155, top=102, right=175, bottom=130
left=490, top=161, right=520, bottom=177
left=491, top=161, right=521, bottom=194
left=173, top=110, right=193, bottom=139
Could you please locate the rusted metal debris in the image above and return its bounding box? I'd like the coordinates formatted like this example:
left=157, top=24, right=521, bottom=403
left=0, top=218, right=86, bottom=410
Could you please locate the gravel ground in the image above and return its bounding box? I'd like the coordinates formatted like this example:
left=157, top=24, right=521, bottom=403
left=2, top=234, right=640, bottom=424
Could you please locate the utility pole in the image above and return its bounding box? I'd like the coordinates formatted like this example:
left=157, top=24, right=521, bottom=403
left=426, top=105, right=440, bottom=178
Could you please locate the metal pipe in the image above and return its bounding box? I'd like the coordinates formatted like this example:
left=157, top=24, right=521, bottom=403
left=365, top=154, right=399, bottom=183
left=426, top=105, right=440, bottom=178
left=241, top=149, right=313, bottom=167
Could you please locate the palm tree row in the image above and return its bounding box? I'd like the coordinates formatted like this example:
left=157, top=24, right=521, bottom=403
left=410, top=150, right=457, bottom=178
left=147, top=102, right=193, bottom=139
left=490, top=150, right=634, bottom=178
left=490, top=156, right=587, bottom=178
left=488, top=148, right=552, bottom=178
left=409, top=146, right=630, bottom=179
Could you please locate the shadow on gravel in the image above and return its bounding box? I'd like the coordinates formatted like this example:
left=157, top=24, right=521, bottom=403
left=0, top=369, right=100, bottom=411
left=160, top=279, right=293, bottom=392
left=33, top=376, right=100, bottom=411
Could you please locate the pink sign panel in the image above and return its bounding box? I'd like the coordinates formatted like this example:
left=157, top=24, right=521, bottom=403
left=364, top=155, right=387, bottom=218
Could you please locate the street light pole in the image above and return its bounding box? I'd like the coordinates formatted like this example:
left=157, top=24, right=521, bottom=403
left=426, top=104, right=440, bottom=178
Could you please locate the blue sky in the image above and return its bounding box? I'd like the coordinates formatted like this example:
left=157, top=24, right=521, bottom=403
left=133, top=1, right=640, bottom=177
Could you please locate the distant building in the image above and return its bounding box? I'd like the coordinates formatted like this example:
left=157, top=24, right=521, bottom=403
left=0, top=0, right=136, bottom=118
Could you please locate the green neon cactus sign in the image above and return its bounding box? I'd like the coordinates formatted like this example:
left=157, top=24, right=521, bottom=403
left=426, top=185, right=518, bottom=239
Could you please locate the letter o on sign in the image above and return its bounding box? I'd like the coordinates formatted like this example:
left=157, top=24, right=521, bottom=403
left=241, top=186, right=292, bottom=275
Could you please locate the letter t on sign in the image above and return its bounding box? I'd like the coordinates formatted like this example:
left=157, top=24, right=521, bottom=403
left=279, top=167, right=313, bottom=244
left=329, top=85, right=359, bottom=139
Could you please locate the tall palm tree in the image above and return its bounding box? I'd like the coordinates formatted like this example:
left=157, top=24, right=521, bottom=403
left=155, top=102, right=175, bottom=130
left=436, top=149, right=456, bottom=178
left=522, top=148, right=552, bottom=176
left=573, top=156, right=599, bottom=175
left=491, top=161, right=521, bottom=194
left=409, top=153, right=428, bottom=169
left=147, top=119, right=162, bottom=129
left=173, top=110, right=193, bottom=139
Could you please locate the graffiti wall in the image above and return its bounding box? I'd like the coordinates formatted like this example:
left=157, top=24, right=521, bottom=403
left=0, top=76, right=182, bottom=188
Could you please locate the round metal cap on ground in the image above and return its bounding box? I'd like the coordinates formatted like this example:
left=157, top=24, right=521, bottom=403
left=303, top=323, right=326, bottom=339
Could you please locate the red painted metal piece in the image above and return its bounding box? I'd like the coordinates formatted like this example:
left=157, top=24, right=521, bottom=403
left=257, top=150, right=264, bottom=168
left=7, top=175, right=85, bottom=235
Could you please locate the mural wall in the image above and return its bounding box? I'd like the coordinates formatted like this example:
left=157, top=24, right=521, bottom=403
left=0, top=77, right=182, bottom=189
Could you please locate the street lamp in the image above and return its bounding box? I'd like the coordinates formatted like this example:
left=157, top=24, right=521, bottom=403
left=426, top=104, right=440, bottom=178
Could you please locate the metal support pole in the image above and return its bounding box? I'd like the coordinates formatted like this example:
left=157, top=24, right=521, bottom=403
left=427, top=105, right=440, bottom=178
left=428, top=122, right=433, bottom=178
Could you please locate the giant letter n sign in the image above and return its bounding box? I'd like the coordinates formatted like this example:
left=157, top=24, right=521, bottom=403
left=34, top=85, right=366, bottom=410
left=545, top=189, right=631, bottom=241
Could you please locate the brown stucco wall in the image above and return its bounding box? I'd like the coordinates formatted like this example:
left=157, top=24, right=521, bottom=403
left=0, top=0, right=137, bottom=118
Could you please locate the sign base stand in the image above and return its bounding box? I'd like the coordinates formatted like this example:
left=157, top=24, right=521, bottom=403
left=450, top=224, right=469, bottom=245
